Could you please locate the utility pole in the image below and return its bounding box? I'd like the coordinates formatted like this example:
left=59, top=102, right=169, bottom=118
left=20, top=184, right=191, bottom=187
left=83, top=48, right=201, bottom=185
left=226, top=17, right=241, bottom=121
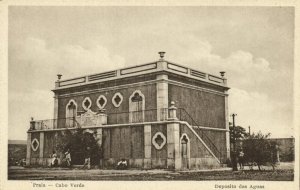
left=248, top=126, right=251, bottom=135
left=231, top=113, right=238, bottom=171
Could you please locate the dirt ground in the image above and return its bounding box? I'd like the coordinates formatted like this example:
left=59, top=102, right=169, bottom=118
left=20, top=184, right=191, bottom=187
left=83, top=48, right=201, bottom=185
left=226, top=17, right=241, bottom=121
left=7, top=162, right=294, bottom=181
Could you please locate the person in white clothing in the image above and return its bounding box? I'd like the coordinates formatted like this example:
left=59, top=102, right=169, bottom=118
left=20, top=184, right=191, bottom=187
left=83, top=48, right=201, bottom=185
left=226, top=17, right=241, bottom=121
left=51, top=151, right=58, bottom=167
left=65, top=149, right=71, bottom=167
left=116, top=159, right=128, bottom=170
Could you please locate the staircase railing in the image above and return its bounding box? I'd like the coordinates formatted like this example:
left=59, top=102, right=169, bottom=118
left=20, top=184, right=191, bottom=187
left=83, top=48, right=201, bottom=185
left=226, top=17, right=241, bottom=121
left=177, top=108, right=223, bottom=162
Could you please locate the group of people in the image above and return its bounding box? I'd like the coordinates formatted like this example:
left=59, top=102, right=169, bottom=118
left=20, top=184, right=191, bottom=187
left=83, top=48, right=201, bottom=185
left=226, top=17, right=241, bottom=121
left=49, top=146, right=128, bottom=170
left=50, top=147, right=91, bottom=169
left=50, top=149, right=71, bottom=167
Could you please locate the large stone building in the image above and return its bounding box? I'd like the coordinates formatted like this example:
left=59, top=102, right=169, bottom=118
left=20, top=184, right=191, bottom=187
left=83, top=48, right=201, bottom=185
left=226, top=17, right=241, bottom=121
left=26, top=52, right=230, bottom=170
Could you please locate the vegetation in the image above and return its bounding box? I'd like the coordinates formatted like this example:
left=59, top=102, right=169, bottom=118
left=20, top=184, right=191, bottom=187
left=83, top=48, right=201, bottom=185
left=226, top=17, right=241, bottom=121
left=229, top=124, right=279, bottom=171
left=8, top=144, right=27, bottom=166
left=242, top=132, right=278, bottom=171
left=229, top=124, right=249, bottom=144
left=56, top=129, right=101, bottom=165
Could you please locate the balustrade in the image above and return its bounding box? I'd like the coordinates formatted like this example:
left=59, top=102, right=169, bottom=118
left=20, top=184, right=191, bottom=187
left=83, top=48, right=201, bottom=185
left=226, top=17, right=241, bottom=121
left=29, top=108, right=170, bottom=130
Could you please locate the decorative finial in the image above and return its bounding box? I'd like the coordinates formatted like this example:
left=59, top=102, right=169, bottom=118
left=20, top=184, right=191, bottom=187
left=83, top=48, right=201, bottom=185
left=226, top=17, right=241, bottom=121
left=170, top=101, right=175, bottom=106
left=220, top=71, right=225, bottom=78
left=158, top=51, right=166, bottom=60
left=57, top=74, right=62, bottom=80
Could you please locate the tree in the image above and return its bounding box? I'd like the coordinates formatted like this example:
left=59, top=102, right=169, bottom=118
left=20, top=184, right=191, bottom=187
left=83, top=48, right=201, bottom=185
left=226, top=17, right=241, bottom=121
left=229, top=124, right=248, bottom=144
left=228, top=124, right=248, bottom=169
left=242, top=131, right=278, bottom=171
left=55, top=128, right=100, bottom=166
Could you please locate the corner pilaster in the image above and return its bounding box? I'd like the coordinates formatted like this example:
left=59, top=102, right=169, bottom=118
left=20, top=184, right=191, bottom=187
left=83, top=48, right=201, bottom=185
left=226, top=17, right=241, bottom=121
left=166, top=102, right=181, bottom=170
left=225, top=93, right=230, bottom=160
left=144, top=124, right=152, bottom=169
left=156, top=74, right=168, bottom=121
left=53, top=94, right=59, bottom=128
left=39, top=132, right=44, bottom=165
left=167, top=122, right=181, bottom=170
left=26, top=132, right=31, bottom=166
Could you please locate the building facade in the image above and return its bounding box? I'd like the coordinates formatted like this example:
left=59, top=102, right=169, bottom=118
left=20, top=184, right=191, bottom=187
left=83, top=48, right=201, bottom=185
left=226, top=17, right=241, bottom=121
left=26, top=52, right=230, bottom=170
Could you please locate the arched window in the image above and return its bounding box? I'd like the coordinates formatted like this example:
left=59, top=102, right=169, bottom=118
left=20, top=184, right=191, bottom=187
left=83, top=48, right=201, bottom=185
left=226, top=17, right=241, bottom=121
left=180, top=133, right=190, bottom=169
left=181, top=135, right=188, bottom=156
left=66, top=99, right=77, bottom=127
left=66, top=99, right=77, bottom=118
left=129, top=90, right=145, bottom=123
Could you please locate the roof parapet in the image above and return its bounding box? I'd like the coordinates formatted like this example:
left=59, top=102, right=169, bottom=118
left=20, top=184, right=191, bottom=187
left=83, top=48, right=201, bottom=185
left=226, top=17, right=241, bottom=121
left=53, top=57, right=228, bottom=90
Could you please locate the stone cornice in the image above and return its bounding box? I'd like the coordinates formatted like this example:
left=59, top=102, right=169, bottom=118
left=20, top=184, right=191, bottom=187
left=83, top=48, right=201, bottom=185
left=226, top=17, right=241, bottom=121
left=27, top=120, right=227, bottom=133
left=56, top=79, right=159, bottom=98
left=55, top=78, right=228, bottom=99
left=167, top=79, right=228, bottom=97
left=28, top=120, right=180, bottom=133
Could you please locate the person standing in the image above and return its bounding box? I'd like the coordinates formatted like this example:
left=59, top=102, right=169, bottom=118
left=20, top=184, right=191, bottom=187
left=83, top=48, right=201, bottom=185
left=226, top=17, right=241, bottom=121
left=65, top=149, right=72, bottom=167
left=82, top=147, right=91, bottom=169
left=238, top=149, right=245, bottom=169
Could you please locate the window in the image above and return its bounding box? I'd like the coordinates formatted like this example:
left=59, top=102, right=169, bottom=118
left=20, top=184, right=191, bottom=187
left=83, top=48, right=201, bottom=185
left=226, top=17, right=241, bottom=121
left=180, top=133, right=190, bottom=169
left=66, top=99, right=77, bottom=118
left=65, top=99, right=78, bottom=127
left=129, top=90, right=145, bottom=123
left=31, top=138, right=39, bottom=151
left=152, top=132, right=166, bottom=150
left=97, top=95, right=107, bottom=109
left=181, top=135, right=189, bottom=156
left=112, top=92, right=123, bottom=107
left=82, top=97, right=92, bottom=111
left=131, top=92, right=143, bottom=102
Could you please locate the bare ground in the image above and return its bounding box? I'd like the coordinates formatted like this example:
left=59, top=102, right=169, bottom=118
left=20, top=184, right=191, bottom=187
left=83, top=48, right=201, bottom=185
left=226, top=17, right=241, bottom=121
left=8, top=162, right=294, bottom=181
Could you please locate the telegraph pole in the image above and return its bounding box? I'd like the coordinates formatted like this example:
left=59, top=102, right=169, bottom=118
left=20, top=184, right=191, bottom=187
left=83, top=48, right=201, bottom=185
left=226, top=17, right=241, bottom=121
left=231, top=113, right=238, bottom=171
left=248, top=126, right=251, bottom=135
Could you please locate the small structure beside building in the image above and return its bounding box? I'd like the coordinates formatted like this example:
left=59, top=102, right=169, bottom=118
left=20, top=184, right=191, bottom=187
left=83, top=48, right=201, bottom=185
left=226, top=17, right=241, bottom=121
left=270, top=137, right=295, bottom=162
left=26, top=52, right=230, bottom=170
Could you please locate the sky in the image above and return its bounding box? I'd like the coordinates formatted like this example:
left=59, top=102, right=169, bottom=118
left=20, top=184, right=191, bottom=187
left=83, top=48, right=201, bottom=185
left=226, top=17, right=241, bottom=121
left=8, top=6, right=294, bottom=140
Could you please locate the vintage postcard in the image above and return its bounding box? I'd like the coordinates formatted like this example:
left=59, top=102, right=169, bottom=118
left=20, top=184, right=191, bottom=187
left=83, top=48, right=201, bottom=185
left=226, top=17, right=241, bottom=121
left=0, top=1, right=299, bottom=190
